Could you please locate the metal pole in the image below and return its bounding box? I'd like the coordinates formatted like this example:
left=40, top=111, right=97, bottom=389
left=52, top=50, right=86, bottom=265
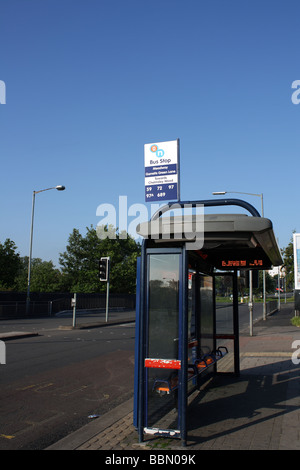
left=26, top=185, right=65, bottom=316
left=105, top=257, right=110, bottom=322
left=284, top=275, right=287, bottom=303
left=277, top=239, right=281, bottom=311
left=138, top=241, right=146, bottom=443
left=249, top=270, right=253, bottom=336
left=260, top=194, right=267, bottom=321
left=262, top=270, right=266, bottom=320
left=72, top=293, right=77, bottom=327
left=278, top=268, right=281, bottom=311
left=106, top=276, right=110, bottom=322
left=180, top=249, right=188, bottom=446
left=26, top=191, right=36, bottom=315
left=233, top=271, right=240, bottom=375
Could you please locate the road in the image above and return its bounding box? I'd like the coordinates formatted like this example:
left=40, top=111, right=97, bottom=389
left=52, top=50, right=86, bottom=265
left=0, top=318, right=136, bottom=450
left=216, top=301, right=279, bottom=335
left=0, top=301, right=279, bottom=449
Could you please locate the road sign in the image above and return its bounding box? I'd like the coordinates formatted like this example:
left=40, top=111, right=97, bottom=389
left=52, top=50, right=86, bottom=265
left=293, top=233, right=300, bottom=290
left=144, top=139, right=180, bottom=202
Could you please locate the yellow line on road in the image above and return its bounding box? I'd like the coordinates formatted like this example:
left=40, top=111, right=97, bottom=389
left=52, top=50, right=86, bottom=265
left=16, top=382, right=54, bottom=392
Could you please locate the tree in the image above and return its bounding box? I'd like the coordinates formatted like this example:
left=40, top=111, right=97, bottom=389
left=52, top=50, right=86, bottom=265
left=59, top=225, right=141, bottom=293
left=14, top=257, right=63, bottom=292
left=254, top=270, right=276, bottom=296
left=282, top=235, right=295, bottom=290
left=0, top=239, right=21, bottom=289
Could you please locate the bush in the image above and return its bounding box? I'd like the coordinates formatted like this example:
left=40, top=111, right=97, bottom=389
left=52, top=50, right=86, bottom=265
left=291, top=316, right=300, bottom=327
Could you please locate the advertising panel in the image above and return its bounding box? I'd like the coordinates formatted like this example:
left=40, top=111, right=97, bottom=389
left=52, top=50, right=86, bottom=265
left=293, top=233, right=300, bottom=290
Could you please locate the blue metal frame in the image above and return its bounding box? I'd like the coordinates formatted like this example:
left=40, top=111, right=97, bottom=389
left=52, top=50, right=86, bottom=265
left=138, top=240, right=146, bottom=443
left=135, top=243, right=241, bottom=445
left=180, top=246, right=188, bottom=445
left=133, top=256, right=141, bottom=429
left=137, top=245, right=186, bottom=442
left=147, top=247, right=183, bottom=435
left=151, top=198, right=260, bottom=220
left=135, top=198, right=261, bottom=445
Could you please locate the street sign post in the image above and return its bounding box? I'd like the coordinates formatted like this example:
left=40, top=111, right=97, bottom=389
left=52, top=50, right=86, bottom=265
left=99, top=257, right=110, bottom=322
left=144, top=139, right=180, bottom=202
left=293, top=233, right=300, bottom=314
left=72, top=293, right=77, bottom=327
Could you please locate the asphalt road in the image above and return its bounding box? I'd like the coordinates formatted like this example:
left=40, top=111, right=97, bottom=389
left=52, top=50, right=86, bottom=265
left=217, top=301, right=267, bottom=335
left=0, top=319, right=136, bottom=450
left=0, top=301, right=281, bottom=450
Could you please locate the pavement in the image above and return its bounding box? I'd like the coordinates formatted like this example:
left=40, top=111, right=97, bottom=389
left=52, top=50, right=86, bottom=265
left=42, top=302, right=300, bottom=451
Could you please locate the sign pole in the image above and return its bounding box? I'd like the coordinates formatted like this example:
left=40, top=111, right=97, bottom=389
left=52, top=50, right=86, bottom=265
left=105, top=257, right=110, bottom=322
left=249, top=271, right=253, bottom=337
left=99, top=256, right=110, bottom=322
left=106, top=274, right=110, bottom=323
left=293, top=233, right=300, bottom=316
left=72, top=293, right=77, bottom=328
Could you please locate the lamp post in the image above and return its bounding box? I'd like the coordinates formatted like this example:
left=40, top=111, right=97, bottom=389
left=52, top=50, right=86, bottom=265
left=212, top=190, right=266, bottom=332
left=26, top=185, right=65, bottom=315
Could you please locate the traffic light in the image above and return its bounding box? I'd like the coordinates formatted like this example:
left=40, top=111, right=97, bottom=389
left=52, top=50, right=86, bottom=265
left=99, top=257, right=109, bottom=281
left=239, top=270, right=247, bottom=287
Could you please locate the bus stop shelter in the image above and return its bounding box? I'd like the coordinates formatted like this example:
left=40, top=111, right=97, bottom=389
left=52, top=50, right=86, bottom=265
left=133, top=198, right=283, bottom=446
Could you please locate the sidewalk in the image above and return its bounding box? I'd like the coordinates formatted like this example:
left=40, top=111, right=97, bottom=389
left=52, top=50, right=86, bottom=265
left=47, top=302, right=300, bottom=451
left=0, top=309, right=136, bottom=340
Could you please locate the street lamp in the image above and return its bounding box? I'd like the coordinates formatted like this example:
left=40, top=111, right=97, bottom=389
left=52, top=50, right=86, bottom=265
left=26, top=185, right=66, bottom=314
left=212, top=190, right=266, bottom=333
left=212, top=191, right=264, bottom=213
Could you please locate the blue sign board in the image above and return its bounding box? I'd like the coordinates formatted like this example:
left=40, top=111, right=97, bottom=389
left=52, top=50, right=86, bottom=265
left=144, top=139, right=180, bottom=202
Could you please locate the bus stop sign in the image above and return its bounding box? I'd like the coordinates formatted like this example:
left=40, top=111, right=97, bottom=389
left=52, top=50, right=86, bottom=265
left=144, top=139, right=180, bottom=202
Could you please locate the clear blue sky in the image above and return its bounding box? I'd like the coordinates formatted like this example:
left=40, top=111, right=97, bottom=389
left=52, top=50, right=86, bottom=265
left=1, top=0, right=299, bottom=267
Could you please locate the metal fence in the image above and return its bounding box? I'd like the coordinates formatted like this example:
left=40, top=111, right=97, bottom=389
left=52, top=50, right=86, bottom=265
left=0, top=293, right=280, bottom=320
left=266, top=300, right=278, bottom=315
left=0, top=293, right=136, bottom=319
left=0, top=301, right=52, bottom=317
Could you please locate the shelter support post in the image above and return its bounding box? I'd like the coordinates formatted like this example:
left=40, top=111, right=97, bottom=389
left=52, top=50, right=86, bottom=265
left=233, top=271, right=240, bottom=376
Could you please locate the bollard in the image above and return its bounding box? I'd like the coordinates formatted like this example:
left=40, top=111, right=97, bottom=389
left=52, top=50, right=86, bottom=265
left=0, top=340, right=6, bottom=364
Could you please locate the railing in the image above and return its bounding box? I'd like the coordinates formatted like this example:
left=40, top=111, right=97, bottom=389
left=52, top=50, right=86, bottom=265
left=0, top=293, right=136, bottom=319
left=266, top=300, right=278, bottom=315
left=0, top=301, right=53, bottom=317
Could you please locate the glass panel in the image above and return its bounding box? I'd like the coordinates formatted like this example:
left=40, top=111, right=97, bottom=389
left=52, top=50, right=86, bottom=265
left=148, top=254, right=180, bottom=359
left=146, top=253, right=180, bottom=430
left=199, top=274, right=214, bottom=356
left=188, top=270, right=196, bottom=341
left=215, top=274, right=235, bottom=374
left=215, top=274, right=234, bottom=335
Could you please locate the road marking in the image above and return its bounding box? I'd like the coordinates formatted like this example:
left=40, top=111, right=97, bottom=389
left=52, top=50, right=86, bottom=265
left=61, top=384, right=89, bottom=397
left=16, top=384, right=36, bottom=391
left=0, top=434, right=15, bottom=440
left=34, top=382, right=54, bottom=392
left=16, top=382, right=54, bottom=392
left=241, top=352, right=292, bottom=357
